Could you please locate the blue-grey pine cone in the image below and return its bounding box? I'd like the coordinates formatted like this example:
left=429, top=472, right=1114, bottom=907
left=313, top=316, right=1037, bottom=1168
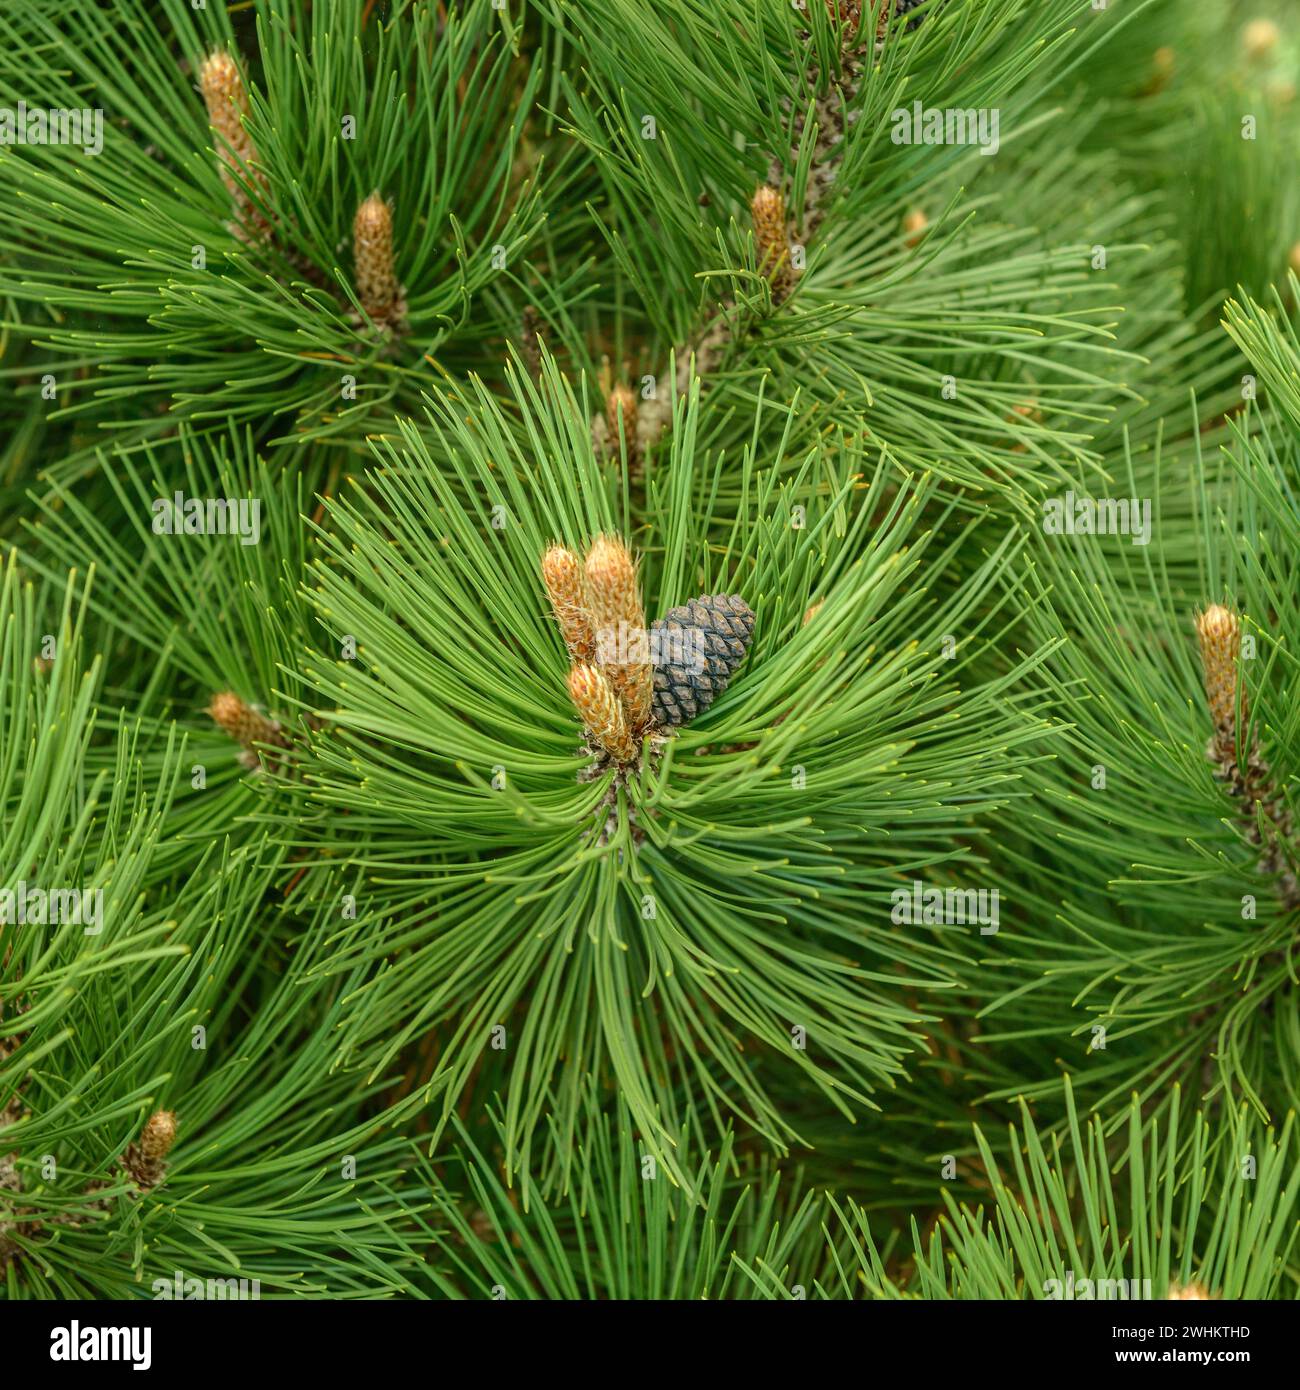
left=650, top=594, right=755, bottom=728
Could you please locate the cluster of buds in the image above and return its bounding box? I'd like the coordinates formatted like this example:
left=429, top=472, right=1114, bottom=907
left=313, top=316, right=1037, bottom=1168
left=2, top=1003, right=178, bottom=1270
left=352, top=192, right=408, bottom=335
left=1194, top=604, right=1300, bottom=908
left=542, top=536, right=653, bottom=766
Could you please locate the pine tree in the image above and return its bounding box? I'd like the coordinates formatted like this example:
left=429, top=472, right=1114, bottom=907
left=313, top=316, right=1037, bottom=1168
left=3, top=0, right=1299, bottom=1306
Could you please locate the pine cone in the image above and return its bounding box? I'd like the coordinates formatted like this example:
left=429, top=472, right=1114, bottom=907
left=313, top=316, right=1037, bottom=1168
left=650, top=594, right=755, bottom=728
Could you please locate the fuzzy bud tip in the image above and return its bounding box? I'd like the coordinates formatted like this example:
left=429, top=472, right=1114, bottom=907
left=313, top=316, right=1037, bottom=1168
left=208, top=691, right=282, bottom=755
left=1195, top=604, right=1242, bottom=732
left=750, top=185, right=794, bottom=298
left=353, top=193, right=400, bottom=326
left=199, top=51, right=246, bottom=117
left=583, top=535, right=641, bottom=631
left=583, top=535, right=651, bottom=731
left=542, top=546, right=596, bottom=663
left=140, top=1109, right=177, bottom=1163
left=198, top=47, right=268, bottom=233
left=568, top=663, right=637, bottom=763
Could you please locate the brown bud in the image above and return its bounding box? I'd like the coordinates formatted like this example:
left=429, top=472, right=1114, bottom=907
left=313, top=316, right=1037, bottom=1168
left=902, top=208, right=928, bottom=248
left=606, top=384, right=639, bottom=464
left=353, top=193, right=401, bottom=327
left=542, top=546, right=597, bottom=664
left=140, top=1109, right=177, bottom=1163
left=199, top=50, right=266, bottom=227
left=750, top=185, right=795, bottom=301
left=521, top=305, right=543, bottom=380
left=568, top=664, right=638, bottom=763
left=1195, top=605, right=1243, bottom=733
left=606, top=386, right=636, bottom=450
left=208, top=691, right=282, bottom=752
left=584, top=536, right=651, bottom=731
left=120, top=1108, right=178, bottom=1190
left=584, top=536, right=642, bottom=635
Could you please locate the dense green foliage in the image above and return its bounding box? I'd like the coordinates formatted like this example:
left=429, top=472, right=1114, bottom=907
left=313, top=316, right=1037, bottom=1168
left=2, top=0, right=1299, bottom=1299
